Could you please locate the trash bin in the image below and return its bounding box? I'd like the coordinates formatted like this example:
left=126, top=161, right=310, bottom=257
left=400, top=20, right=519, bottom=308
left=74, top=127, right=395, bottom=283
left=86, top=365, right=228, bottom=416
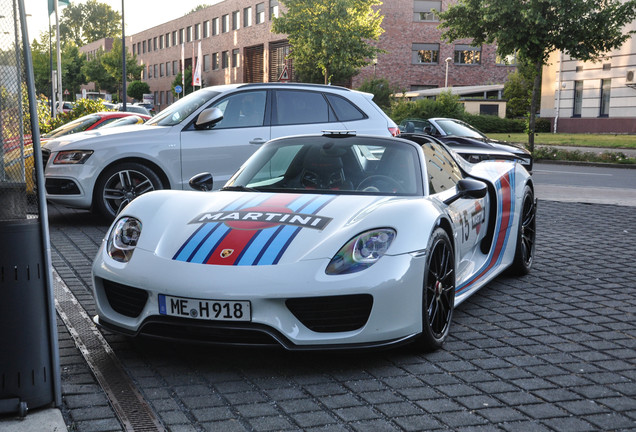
left=0, top=220, right=55, bottom=416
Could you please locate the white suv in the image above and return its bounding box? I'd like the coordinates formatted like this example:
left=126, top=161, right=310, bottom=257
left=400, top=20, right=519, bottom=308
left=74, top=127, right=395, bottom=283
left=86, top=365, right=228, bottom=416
left=42, top=83, right=398, bottom=219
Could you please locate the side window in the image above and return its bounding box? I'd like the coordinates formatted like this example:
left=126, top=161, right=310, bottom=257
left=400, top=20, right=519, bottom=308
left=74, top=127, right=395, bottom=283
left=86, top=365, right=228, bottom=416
left=422, top=141, right=462, bottom=194
left=274, top=90, right=334, bottom=125
left=325, top=94, right=366, bottom=121
left=211, top=90, right=267, bottom=129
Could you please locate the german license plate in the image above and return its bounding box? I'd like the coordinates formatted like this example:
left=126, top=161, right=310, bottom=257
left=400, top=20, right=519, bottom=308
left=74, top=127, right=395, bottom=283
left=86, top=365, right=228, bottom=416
left=158, top=294, right=251, bottom=321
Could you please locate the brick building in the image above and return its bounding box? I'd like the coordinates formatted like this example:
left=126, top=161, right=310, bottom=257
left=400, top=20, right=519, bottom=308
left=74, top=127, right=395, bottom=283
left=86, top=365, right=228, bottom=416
left=127, top=0, right=516, bottom=111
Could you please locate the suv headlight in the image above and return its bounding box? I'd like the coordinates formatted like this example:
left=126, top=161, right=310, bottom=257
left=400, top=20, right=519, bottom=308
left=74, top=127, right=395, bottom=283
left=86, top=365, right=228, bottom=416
left=53, top=150, right=93, bottom=164
left=326, top=229, right=396, bottom=275
left=107, top=217, right=142, bottom=263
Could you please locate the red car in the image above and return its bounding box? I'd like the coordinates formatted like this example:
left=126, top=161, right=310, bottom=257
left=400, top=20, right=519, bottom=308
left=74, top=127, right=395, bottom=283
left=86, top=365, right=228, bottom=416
left=41, top=111, right=151, bottom=143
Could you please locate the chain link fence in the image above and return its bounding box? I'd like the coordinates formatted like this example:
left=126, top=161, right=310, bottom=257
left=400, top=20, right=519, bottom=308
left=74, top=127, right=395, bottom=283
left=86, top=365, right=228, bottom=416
left=1, top=0, right=39, bottom=220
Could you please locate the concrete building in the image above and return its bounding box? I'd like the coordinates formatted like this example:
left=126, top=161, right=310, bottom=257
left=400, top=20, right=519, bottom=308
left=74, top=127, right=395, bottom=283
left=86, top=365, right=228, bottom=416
left=126, top=0, right=517, bottom=112
left=540, top=19, right=636, bottom=134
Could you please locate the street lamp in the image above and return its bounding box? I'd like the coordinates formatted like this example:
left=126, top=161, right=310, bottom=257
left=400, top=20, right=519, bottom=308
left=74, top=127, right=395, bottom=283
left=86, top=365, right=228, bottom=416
left=444, top=57, right=452, bottom=88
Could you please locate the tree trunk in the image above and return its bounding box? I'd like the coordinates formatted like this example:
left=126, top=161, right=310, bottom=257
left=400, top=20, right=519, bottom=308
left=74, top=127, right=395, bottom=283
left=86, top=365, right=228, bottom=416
left=528, top=59, right=543, bottom=154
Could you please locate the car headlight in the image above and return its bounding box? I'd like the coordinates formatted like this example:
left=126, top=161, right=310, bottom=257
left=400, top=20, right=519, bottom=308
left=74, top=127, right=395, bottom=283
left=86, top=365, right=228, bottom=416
left=107, top=217, right=142, bottom=263
left=326, top=228, right=396, bottom=275
left=53, top=150, right=93, bottom=164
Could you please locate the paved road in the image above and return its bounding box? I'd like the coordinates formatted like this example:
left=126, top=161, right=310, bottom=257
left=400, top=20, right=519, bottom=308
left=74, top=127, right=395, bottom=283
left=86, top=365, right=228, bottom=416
left=533, top=162, right=636, bottom=206
left=45, top=190, right=635, bottom=431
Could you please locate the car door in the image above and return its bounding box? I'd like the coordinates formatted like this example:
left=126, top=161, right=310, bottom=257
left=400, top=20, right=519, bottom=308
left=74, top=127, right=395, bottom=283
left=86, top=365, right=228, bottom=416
left=179, top=89, right=270, bottom=188
left=422, top=140, right=488, bottom=283
left=269, top=89, right=346, bottom=139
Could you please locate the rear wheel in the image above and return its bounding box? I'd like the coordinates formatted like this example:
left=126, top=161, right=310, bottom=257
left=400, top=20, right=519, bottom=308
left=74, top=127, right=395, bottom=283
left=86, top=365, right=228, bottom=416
left=94, top=162, right=163, bottom=220
left=416, top=228, right=455, bottom=352
left=509, top=185, right=536, bottom=275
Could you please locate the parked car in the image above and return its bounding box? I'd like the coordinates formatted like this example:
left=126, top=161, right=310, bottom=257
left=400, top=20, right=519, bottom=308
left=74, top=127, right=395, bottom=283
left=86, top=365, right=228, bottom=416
left=56, top=101, right=74, bottom=113
left=42, top=83, right=399, bottom=219
left=98, top=115, right=149, bottom=129
left=116, top=103, right=152, bottom=117
left=133, top=102, right=156, bottom=115
left=41, top=112, right=151, bottom=143
left=399, top=117, right=533, bottom=171
left=91, top=131, right=536, bottom=350
left=5, top=112, right=149, bottom=195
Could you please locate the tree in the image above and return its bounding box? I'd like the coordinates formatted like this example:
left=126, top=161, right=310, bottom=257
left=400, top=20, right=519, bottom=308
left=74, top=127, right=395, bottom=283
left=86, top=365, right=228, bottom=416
left=503, top=55, right=536, bottom=118
left=101, top=39, right=144, bottom=102
left=82, top=48, right=118, bottom=94
left=438, top=0, right=636, bottom=152
left=30, top=33, right=85, bottom=100
left=127, top=81, right=150, bottom=102
left=59, top=0, right=121, bottom=46
left=272, top=0, right=385, bottom=85
left=172, top=66, right=194, bottom=97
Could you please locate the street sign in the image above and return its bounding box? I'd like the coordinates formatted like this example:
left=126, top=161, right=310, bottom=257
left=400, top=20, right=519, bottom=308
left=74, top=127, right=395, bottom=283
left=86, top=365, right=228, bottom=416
left=278, top=65, right=289, bottom=82
left=175, top=85, right=183, bottom=94
left=64, top=89, right=69, bottom=95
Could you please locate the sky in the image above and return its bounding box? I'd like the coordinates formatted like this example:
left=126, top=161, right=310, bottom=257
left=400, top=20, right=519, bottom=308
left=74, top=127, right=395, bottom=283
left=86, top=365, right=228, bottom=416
left=25, top=0, right=221, bottom=41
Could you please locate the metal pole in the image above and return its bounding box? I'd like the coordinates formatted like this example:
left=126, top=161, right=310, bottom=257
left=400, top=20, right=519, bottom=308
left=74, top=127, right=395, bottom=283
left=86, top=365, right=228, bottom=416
left=445, top=57, right=452, bottom=88
left=54, top=0, right=62, bottom=110
left=48, top=17, right=54, bottom=117
left=18, top=0, right=62, bottom=407
left=553, top=51, right=563, bottom=134
left=121, top=0, right=126, bottom=110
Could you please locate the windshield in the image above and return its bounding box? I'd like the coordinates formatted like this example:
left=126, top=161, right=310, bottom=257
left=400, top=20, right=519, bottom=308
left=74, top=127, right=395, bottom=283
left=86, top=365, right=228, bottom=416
left=225, top=136, right=423, bottom=196
left=436, top=119, right=486, bottom=138
left=42, top=114, right=100, bottom=138
left=145, top=90, right=219, bottom=126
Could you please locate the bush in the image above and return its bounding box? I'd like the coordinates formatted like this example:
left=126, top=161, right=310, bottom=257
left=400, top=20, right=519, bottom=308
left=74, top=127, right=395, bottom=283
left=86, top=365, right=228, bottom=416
left=462, top=114, right=525, bottom=133
left=43, top=98, right=114, bottom=133
left=356, top=78, right=398, bottom=111
left=390, top=90, right=465, bottom=124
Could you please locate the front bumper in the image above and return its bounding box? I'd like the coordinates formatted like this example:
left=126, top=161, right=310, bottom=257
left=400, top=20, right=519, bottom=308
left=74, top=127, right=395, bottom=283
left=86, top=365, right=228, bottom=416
left=92, top=247, right=427, bottom=349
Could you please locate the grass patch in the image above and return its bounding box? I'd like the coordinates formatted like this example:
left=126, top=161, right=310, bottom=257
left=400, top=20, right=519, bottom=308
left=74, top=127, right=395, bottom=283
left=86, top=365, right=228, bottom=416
left=488, top=133, right=636, bottom=149
left=533, top=146, right=635, bottom=165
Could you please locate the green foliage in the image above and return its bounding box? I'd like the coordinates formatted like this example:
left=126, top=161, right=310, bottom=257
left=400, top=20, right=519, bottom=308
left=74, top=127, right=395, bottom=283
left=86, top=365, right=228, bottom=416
left=390, top=91, right=465, bottom=125
left=503, top=71, right=532, bottom=118
left=41, top=98, right=113, bottom=133
left=127, top=81, right=150, bottom=102
left=273, top=0, right=385, bottom=84
left=462, top=114, right=525, bottom=134
left=30, top=37, right=86, bottom=99
left=533, top=147, right=635, bottom=165
left=356, top=78, right=398, bottom=111
left=59, top=0, right=122, bottom=46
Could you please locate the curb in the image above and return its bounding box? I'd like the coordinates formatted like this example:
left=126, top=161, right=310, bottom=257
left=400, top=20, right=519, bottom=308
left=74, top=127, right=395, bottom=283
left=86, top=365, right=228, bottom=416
left=535, top=158, right=636, bottom=169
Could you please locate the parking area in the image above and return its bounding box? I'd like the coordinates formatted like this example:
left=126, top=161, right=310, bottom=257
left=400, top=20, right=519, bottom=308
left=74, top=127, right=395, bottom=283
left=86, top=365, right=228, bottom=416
left=47, top=199, right=635, bottom=432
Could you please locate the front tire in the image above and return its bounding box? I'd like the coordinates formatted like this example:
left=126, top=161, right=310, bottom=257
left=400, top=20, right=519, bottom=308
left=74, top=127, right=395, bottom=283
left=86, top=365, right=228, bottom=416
left=94, top=162, right=163, bottom=220
left=509, top=185, right=536, bottom=276
left=416, top=227, right=455, bottom=352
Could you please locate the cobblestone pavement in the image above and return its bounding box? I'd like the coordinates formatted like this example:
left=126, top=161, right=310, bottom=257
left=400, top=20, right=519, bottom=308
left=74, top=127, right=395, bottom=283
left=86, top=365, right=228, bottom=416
left=47, top=200, right=635, bottom=432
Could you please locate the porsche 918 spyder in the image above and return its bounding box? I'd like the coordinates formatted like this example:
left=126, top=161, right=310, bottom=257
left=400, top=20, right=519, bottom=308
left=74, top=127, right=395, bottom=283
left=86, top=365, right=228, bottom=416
left=91, top=132, right=536, bottom=351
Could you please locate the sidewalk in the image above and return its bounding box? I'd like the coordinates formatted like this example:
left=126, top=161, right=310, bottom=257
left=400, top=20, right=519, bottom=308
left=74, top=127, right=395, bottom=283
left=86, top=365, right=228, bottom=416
left=535, top=144, right=636, bottom=158
left=1, top=407, right=67, bottom=432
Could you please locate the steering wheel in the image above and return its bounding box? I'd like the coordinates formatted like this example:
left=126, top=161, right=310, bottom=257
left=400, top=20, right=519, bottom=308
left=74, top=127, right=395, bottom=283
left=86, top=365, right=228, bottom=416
left=357, top=175, right=404, bottom=193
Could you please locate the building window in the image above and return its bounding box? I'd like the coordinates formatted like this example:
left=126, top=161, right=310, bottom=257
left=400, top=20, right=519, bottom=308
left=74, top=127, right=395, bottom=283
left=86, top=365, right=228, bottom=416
left=142, top=40, right=146, bottom=53
left=132, top=44, right=136, bottom=55
left=172, top=31, right=177, bottom=46
left=203, top=54, right=210, bottom=71
left=600, top=79, right=611, bottom=117
left=212, top=17, right=219, bottom=35
left=414, top=0, right=440, bottom=22
left=179, top=29, right=184, bottom=44
left=222, top=14, right=229, bottom=33
left=269, top=0, right=279, bottom=19
left=203, top=20, right=209, bottom=38
left=412, top=43, right=439, bottom=64
left=194, top=23, right=200, bottom=40
left=153, top=64, right=158, bottom=78
left=147, top=64, right=152, bottom=78
left=232, top=49, right=240, bottom=68
left=256, top=3, right=265, bottom=24
left=222, top=51, right=229, bottom=69
left=187, top=26, right=192, bottom=42
left=160, top=63, right=164, bottom=77
left=159, top=91, right=163, bottom=106
left=166, top=62, right=171, bottom=76
left=573, top=80, right=583, bottom=117
left=147, top=39, right=152, bottom=51
left=232, top=11, right=240, bottom=30
left=454, top=44, right=481, bottom=64
left=154, top=91, right=158, bottom=106
left=160, top=35, right=164, bottom=49
left=165, top=33, right=170, bottom=48
left=244, top=7, right=252, bottom=27
left=173, top=60, right=178, bottom=75
left=153, top=37, right=157, bottom=50
left=212, top=52, right=219, bottom=70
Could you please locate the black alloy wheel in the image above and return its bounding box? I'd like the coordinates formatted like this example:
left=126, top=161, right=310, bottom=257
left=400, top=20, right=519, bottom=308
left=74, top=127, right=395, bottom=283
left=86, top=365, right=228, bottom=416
left=417, top=227, right=455, bottom=351
left=510, top=185, right=536, bottom=275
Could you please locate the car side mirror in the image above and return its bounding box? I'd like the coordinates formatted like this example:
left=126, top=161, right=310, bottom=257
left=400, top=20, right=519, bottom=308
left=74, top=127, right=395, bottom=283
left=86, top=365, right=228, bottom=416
left=189, top=172, right=214, bottom=191
left=443, top=178, right=487, bottom=205
left=194, top=107, right=223, bottom=130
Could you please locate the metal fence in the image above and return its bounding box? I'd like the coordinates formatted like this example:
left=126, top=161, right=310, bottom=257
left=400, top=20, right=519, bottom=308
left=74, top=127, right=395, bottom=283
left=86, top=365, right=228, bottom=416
left=0, top=0, right=39, bottom=220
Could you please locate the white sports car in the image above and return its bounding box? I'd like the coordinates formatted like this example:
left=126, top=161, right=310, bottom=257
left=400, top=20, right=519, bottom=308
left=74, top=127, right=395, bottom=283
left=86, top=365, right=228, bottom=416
left=91, top=132, right=536, bottom=351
